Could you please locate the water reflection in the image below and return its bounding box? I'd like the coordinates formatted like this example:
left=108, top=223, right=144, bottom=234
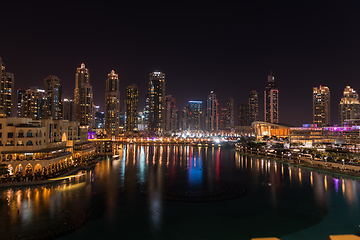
left=1, top=145, right=360, bottom=239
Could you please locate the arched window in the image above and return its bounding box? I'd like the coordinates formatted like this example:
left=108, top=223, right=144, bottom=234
left=26, top=140, right=33, bottom=146
left=17, top=141, right=24, bottom=146
left=27, top=130, right=33, bottom=138
left=18, top=130, right=24, bottom=138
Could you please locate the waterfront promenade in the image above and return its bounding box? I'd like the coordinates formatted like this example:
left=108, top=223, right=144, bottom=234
left=237, top=146, right=360, bottom=178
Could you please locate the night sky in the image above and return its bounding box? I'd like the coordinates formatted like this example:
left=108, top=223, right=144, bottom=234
left=1, top=0, right=360, bottom=126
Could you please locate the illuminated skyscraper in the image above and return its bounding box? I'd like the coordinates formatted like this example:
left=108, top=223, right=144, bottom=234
left=20, top=87, right=48, bottom=119
left=105, top=70, right=120, bottom=135
left=186, top=100, right=202, bottom=131
left=206, top=91, right=219, bottom=131
left=148, top=71, right=165, bottom=134
left=43, top=75, right=62, bottom=119
left=248, top=90, right=258, bottom=124
left=313, top=85, right=330, bottom=127
left=126, top=84, right=138, bottom=132
left=16, top=89, right=26, bottom=117
left=164, top=95, right=178, bottom=132
left=74, top=63, right=94, bottom=128
left=339, top=86, right=360, bottom=126
left=62, top=98, right=74, bottom=121
left=0, top=58, right=14, bottom=117
left=264, top=72, right=279, bottom=123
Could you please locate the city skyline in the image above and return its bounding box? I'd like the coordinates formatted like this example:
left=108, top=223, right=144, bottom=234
left=1, top=1, right=360, bottom=126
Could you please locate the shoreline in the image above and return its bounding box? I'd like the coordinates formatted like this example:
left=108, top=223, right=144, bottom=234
left=238, top=149, right=360, bottom=179
left=0, top=161, right=99, bottom=189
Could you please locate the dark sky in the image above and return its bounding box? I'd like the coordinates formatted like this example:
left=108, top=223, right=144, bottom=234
left=1, top=0, right=360, bottom=126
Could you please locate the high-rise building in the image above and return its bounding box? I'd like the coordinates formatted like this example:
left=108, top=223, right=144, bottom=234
left=164, top=95, right=178, bottom=132
left=238, top=102, right=249, bottom=126
left=62, top=98, right=74, bottom=121
left=248, top=90, right=258, bottom=124
left=0, top=58, right=14, bottom=117
left=226, top=97, right=234, bottom=129
left=105, top=70, right=120, bottom=135
left=21, top=87, right=48, bottom=119
left=144, top=93, right=150, bottom=128
left=185, top=101, right=203, bottom=131
left=43, top=75, right=62, bottom=119
left=339, top=86, right=360, bottom=126
left=74, top=63, right=94, bottom=128
left=219, top=106, right=228, bottom=130
left=313, top=85, right=330, bottom=127
left=16, top=89, right=26, bottom=117
left=148, top=71, right=165, bottom=134
left=206, top=91, right=219, bottom=131
left=126, top=84, right=138, bottom=132
left=264, top=73, right=279, bottom=123
left=181, top=106, right=189, bottom=131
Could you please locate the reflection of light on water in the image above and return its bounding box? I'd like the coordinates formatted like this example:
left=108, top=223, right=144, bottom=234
left=342, top=180, right=345, bottom=195
left=281, top=165, right=284, bottom=177
left=334, top=178, right=339, bottom=193
left=299, top=168, right=302, bottom=184
left=324, top=175, right=327, bottom=191
left=150, top=191, right=162, bottom=232
left=310, top=172, right=313, bottom=187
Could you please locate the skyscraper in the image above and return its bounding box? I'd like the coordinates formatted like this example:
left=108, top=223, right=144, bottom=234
left=43, top=75, right=62, bottom=119
left=16, top=89, right=26, bottom=117
left=219, top=106, right=228, bottom=130
left=126, top=84, right=138, bottom=132
left=74, top=63, right=94, bottom=128
left=187, top=101, right=202, bottom=131
left=20, top=87, right=48, bottom=119
left=339, top=86, right=360, bottom=126
left=164, top=95, right=178, bottom=132
left=226, top=97, right=234, bottom=129
left=264, top=72, right=279, bottom=123
left=148, top=71, right=165, bottom=134
left=0, top=58, right=14, bottom=117
left=248, top=90, right=258, bottom=124
left=62, top=98, right=74, bottom=121
left=313, top=85, right=330, bottom=127
left=105, top=70, right=120, bottom=135
left=238, top=102, right=249, bottom=126
left=206, top=91, right=219, bottom=131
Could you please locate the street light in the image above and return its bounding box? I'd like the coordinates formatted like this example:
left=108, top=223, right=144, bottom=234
left=342, top=159, right=345, bottom=169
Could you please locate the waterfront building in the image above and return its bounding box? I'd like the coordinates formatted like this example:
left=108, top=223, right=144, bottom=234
left=137, top=111, right=147, bottom=131
left=16, top=89, right=26, bottom=117
left=105, top=70, right=120, bottom=135
left=20, top=87, right=48, bottom=119
left=313, top=85, right=330, bottom=127
left=252, top=121, right=290, bottom=140
left=0, top=58, right=14, bottom=117
left=264, top=72, right=279, bottom=123
left=205, top=91, right=219, bottom=131
left=181, top=106, right=188, bottom=131
left=238, top=102, right=249, bottom=126
left=220, top=106, right=228, bottom=130
left=248, top=90, right=258, bottom=124
left=126, top=84, right=138, bottom=132
left=43, top=75, right=62, bottom=120
left=339, top=86, right=360, bottom=126
left=148, top=71, right=165, bottom=134
left=187, top=100, right=202, bottom=131
left=0, top=117, right=95, bottom=176
left=219, top=98, right=234, bottom=130
left=74, top=63, right=94, bottom=128
left=144, top=93, right=149, bottom=129
left=164, top=95, right=178, bottom=132
left=62, top=98, right=74, bottom=121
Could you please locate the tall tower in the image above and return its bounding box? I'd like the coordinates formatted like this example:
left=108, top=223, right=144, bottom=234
left=187, top=101, right=202, bottom=131
left=264, top=72, right=279, bottom=123
left=248, top=90, right=258, bottom=124
left=164, top=95, right=178, bottom=132
left=62, top=98, right=74, bottom=121
left=21, top=87, right=48, bottom=119
left=74, top=63, right=94, bottom=128
left=339, top=86, right=360, bottom=126
left=238, top=102, right=249, bottom=126
left=105, top=70, right=120, bottom=135
left=126, top=84, right=138, bottom=132
left=313, top=85, right=330, bottom=127
left=148, top=71, right=165, bottom=134
left=206, top=91, right=219, bottom=131
left=43, top=75, right=62, bottom=119
left=0, top=58, right=14, bottom=117
left=226, top=97, right=234, bottom=129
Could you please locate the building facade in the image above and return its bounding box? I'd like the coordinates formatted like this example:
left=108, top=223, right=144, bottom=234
left=205, top=91, right=219, bottom=131
left=148, top=71, right=165, bottom=134
left=164, top=95, right=178, bottom=132
left=0, top=58, right=14, bottom=117
left=264, top=73, right=279, bottom=123
left=248, top=90, right=258, bottom=124
left=20, top=87, right=48, bottom=119
left=126, top=84, right=138, bottom=132
left=43, top=75, right=62, bottom=120
left=339, top=86, right=360, bottom=126
left=313, top=85, right=330, bottom=127
left=74, top=63, right=94, bottom=128
left=62, top=98, right=74, bottom=121
left=105, top=70, right=120, bottom=135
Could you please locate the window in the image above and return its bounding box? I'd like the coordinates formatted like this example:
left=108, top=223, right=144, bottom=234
left=27, top=130, right=33, bottom=138
left=18, top=130, right=24, bottom=138
left=8, top=133, right=13, bottom=138
left=26, top=140, right=33, bottom=146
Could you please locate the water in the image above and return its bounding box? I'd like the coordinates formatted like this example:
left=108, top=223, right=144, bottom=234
left=1, top=144, right=360, bottom=239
